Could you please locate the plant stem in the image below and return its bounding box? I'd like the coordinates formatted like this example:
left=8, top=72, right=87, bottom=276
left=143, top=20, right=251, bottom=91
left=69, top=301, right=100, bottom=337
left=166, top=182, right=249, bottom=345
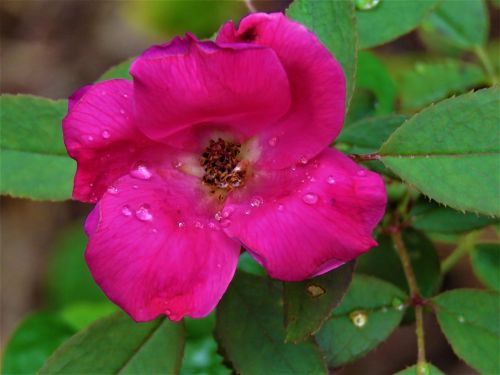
left=391, top=230, right=427, bottom=370
left=349, top=152, right=381, bottom=162
left=474, top=45, right=498, bottom=86
left=441, top=231, right=480, bottom=273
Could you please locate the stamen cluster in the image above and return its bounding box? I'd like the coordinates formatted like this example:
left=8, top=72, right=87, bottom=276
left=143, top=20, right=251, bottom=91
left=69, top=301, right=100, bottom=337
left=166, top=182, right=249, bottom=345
left=201, top=138, right=245, bottom=191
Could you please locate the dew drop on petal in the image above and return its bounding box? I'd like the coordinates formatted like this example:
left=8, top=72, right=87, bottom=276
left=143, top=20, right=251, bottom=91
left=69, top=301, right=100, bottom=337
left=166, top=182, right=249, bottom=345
left=277, top=204, right=285, bottom=212
left=268, top=137, right=278, bottom=147
left=244, top=208, right=252, bottom=215
left=357, top=170, right=367, bottom=177
left=107, top=185, right=118, bottom=194
left=177, top=221, right=185, bottom=228
left=132, top=185, right=139, bottom=190
left=82, top=134, right=94, bottom=142
left=130, top=162, right=152, bottom=180
left=214, top=211, right=223, bottom=221
left=122, top=93, right=129, bottom=98
left=250, top=196, right=264, bottom=208
left=172, top=160, right=183, bottom=169
left=220, top=219, right=231, bottom=228
left=216, top=263, right=222, bottom=269
left=302, top=193, right=319, bottom=205
left=101, top=130, right=111, bottom=139
left=355, top=0, right=380, bottom=11
left=299, top=156, right=308, bottom=165
left=349, top=310, right=368, bottom=328
left=327, top=176, right=336, bottom=185
left=121, top=205, right=132, bottom=217
left=135, top=205, right=153, bottom=222
left=194, top=221, right=204, bottom=229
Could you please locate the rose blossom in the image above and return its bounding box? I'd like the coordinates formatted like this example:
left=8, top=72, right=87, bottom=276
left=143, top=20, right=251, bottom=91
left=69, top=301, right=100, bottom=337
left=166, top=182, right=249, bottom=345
left=63, top=12, right=386, bottom=322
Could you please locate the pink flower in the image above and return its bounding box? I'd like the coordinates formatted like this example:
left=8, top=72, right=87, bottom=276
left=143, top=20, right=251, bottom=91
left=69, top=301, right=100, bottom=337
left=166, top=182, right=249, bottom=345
left=63, top=13, right=386, bottom=322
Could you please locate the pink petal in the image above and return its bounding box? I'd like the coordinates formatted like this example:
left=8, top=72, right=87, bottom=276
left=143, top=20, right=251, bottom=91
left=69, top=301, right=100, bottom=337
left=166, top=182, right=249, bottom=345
left=130, top=34, right=291, bottom=150
left=222, top=149, right=386, bottom=281
left=218, top=13, right=346, bottom=169
left=85, top=172, right=240, bottom=322
left=63, top=79, right=159, bottom=203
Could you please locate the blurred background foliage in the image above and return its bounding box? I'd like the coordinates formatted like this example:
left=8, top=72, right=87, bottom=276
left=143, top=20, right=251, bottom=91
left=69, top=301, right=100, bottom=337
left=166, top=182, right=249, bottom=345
left=1, top=0, right=499, bottom=374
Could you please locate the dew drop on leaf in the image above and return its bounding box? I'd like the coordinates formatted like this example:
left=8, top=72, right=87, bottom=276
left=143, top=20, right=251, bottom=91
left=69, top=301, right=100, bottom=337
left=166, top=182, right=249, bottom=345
left=306, top=284, right=326, bottom=298
left=349, top=310, right=368, bottom=328
left=355, top=0, right=380, bottom=11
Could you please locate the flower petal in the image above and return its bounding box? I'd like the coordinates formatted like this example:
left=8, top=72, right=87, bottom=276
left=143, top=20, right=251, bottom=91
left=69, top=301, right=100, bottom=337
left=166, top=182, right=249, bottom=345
left=63, top=79, right=158, bottom=203
left=130, top=34, right=291, bottom=149
left=222, top=149, right=386, bottom=281
left=85, top=173, right=240, bottom=322
left=218, top=13, right=346, bottom=169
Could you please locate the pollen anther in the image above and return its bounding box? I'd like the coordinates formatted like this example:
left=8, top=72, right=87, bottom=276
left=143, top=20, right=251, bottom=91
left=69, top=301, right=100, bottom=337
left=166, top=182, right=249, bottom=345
left=201, top=138, right=246, bottom=191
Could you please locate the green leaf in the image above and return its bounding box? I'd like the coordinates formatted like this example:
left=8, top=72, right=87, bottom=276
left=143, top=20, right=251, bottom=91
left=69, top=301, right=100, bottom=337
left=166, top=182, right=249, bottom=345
left=216, top=272, right=327, bottom=375
left=97, top=58, right=133, bottom=81
left=338, top=114, right=408, bottom=153
left=420, top=0, right=488, bottom=50
left=59, top=302, right=117, bottom=331
left=184, top=313, right=215, bottom=340
left=316, top=275, right=407, bottom=367
left=356, top=0, right=438, bottom=48
left=357, top=230, right=441, bottom=298
left=45, top=221, right=108, bottom=308
left=411, top=200, right=498, bottom=233
left=283, top=263, right=354, bottom=343
left=2, top=312, right=75, bottom=375
left=395, top=363, right=445, bottom=375
left=470, top=243, right=500, bottom=290
left=40, top=312, right=185, bottom=374
left=355, top=51, right=396, bottom=115
left=0, top=95, right=75, bottom=200
left=380, top=88, right=500, bottom=216
left=180, top=336, right=230, bottom=375
left=433, top=289, right=500, bottom=374
left=397, top=60, right=486, bottom=111
left=237, top=251, right=266, bottom=277
left=287, top=0, right=358, bottom=108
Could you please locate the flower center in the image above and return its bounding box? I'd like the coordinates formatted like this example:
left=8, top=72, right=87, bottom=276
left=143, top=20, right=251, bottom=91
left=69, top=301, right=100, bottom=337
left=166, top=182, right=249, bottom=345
left=201, top=138, right=246, bottom=191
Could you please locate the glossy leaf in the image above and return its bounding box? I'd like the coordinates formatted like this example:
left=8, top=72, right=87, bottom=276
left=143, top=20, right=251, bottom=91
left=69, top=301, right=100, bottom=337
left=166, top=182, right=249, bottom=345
left=97, top=58, right=133, bottom=81
left=395, top=363, right=445, bottom=375
left=433, top=289, right=500, bottom=374
left=316, top=275, right=407, bottom=367
left=40, top=312, right=185, bottom=374
left=180, top=336, right=230, bottom=375
left=420, top=0, right=488, bottom=50
left=283, top=263, right=354, bottom=343
left=45, top=221, right=108, bottom=308
left=380, top=88, right=500, bottom=216
left=470, top=243, right=500, bottom=290
left=337, top=114, right=407, bottom=153
left=357, top=230, right=442, bottom=298
left=287, top=0, right=358, bottom=107
left=2, top=312, right=75, bottom=375
left=0, top=95, right=75, bottom=200
left=411, top=200, right=498, bottom=234
left=216, top=272, right=327, bottom=375
left=398, top=60, right=485, bottom=110
left=356, top=0, right=438, bottom=48
left=355, top=51, right=396, bottom=115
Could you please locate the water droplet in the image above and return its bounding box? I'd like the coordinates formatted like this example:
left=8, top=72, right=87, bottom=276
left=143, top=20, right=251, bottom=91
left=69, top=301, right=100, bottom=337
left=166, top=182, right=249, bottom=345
left=177, top=221, right=185, bottom=228
left=327, top=176, right=336, bottom=185
left=122, top=93, right=129, bottom=98
left=214, top=211, right=223, bottom=221
left=121, top=205, right=132, bottom=217
left=101, top=130, right=111, bottom=139
left=355, top=0, right=380, bottom=11
left=392, top=297, right=405, bottom=311
left=172, top=160, right=183, bottom=169
left=135, top=205, right=153, bottom=222
left=306, top=284, right=326, bottom=297
left=216, top=263, right=222, bottom=268
left=130, top=162, right=152, bottom=180
left=349, top=310, right=368, bottom=328
left=220, top=219, right=231, bottom=228
left=299, top=156, right=308, bottom=165
left=194, top=221, right=204, bottom=229
left=457, top=315, right=466, bottom=323
left=208, top=222, right=217, bottom=230
left=222, top=207, right=233, bottom=218
left=107, top=185, right=118, bottom=194
left=357, top=170, right=367, bottom=177
left=250, top=196, right=264, bottom=208
left=82, top=134, right=94, bottom=142
left=244, top=209, right=251, bottom=215
left=268, top=137, right=278, bottom=147
left=302, top=193, right=319, bottom=205
left=151, top=228, right=158, bottom=234
left=132, top=185, right=139, bottom=190
left=277, top=204, right=285, bottom=211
